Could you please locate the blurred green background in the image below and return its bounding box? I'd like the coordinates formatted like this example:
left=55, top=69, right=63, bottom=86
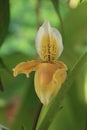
left=0, top=0, right=87, bottom=130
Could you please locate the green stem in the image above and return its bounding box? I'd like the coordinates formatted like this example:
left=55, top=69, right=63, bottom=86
left=51, top=0, right=64, bottom=37
left=0, top=79, right=4, bottom=92
left=32, top=103, right=43, bottom=130
left=35, top=0, right=41, bottom=29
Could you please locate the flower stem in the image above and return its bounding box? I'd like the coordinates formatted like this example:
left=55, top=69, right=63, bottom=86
left=32, top=103, right=43, bottom=130
left=51, top=0, right=64, bottom=37
left=0, top=79, right=4, bottom=92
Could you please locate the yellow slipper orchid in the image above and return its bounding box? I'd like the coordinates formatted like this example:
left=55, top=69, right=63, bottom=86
left=13, top=21, right=67, bottom=105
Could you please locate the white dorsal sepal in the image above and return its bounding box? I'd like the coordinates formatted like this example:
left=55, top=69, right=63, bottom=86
left=35, top=21, right=63, bottom=61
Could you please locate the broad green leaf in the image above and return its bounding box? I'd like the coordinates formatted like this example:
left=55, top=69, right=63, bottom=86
left=49, top=72, right=86, bottom=130
left=0, top=0, right=9, bottom=46
left=36, top=52, right=87, bottom=130
left=60, top=4, right=87, bottom=68
left=80, top=0, right=87, bottom=3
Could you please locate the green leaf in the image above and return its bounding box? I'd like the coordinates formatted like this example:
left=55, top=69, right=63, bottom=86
left=80, top=0, right=87, bottom=3
left=11, top=73, right=40, bottom=130
left=0, top=0, right=9, bottom=46
left=36, top=52, right=87, bottom=130
left=60, top=4, right=87, bottom=68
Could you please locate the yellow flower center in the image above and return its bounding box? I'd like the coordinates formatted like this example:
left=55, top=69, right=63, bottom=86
left=40, top=34, right=59, bottom=62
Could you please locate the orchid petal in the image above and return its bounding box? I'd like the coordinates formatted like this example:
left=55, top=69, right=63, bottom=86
left=13, top=60, right=41, bottom=77
left=34, top=62, right=67, bottom=105
left=54, top=61, right=68, bottom=70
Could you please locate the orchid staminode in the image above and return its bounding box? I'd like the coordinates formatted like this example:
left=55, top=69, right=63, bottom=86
left=13, top=21, right=67, bottom=105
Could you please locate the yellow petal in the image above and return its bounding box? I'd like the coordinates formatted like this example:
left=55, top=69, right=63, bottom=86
left=54, top=61, right=68, bottom=70
left=13, top=60, right=41, bottom=77
left=34, top=62, right=67, bottom=105
left=35, top=21, right=63, bottom=61
left=35, top=63, right=57, bottom=86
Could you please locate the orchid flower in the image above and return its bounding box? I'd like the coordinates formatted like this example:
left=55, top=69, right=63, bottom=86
left=13, top=21, right=67, bottom=105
